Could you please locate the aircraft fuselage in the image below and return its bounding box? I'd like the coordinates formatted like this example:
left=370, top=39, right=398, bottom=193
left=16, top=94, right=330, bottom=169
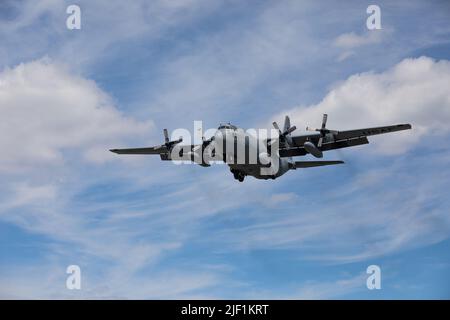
left=212, top=125, right=292, bottom=181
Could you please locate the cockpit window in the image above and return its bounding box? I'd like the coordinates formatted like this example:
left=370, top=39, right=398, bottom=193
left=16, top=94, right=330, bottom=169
left=218, top=124, right=237, bottom=130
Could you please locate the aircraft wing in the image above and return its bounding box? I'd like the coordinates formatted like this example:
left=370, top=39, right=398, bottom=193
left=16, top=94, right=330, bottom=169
left=334, top=124, right=412, bottom=140
left=110, top=143, right=205, bottom=161
left=280, top=123, right=411, bottom=158
left=110, top=145, right=167, bottom=155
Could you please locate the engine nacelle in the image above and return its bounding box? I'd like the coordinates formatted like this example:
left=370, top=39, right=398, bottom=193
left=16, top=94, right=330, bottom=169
left=304, top=141, right=323, bottom=158
left=258, top=152, right=272, bottom=167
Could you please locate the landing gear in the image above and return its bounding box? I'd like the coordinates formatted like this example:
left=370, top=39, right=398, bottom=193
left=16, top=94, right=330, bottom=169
left=231, top=169, right=245, bottom=182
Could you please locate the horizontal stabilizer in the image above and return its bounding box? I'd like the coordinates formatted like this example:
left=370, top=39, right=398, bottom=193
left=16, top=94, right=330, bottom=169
left=294, top=160, right=344, bottom=168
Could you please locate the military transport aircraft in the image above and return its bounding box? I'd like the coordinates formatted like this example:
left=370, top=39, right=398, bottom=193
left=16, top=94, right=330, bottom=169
left=110, top=114, right=411, bottom=182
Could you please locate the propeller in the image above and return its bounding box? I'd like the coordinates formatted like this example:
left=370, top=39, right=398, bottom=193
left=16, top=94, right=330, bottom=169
left=163, top=128, right=169, bottom=143
left=201, top=135, right=215, bottom=146
left=318, top=113, right=327, bottom=147
left=270, top=115, right=297, bottom=147
left=306, top=114, right=338, bottom=137
left=190, top=132, right=216, bottom=165
left=162, top=128, right=182, bottom=148
left=304, top=114, right=339, bottom=158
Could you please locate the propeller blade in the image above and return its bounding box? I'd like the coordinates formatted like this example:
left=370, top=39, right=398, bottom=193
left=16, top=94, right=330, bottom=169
left=273, top=117, right=295, bottom=147
left=318, top=136, right=323, bottom=148
left=283, top=115, right=291, bottom=132
left=163, top=129, right=169, bottom=143
left=284, top=125, right=296, bottom=135
left=321, top=114, right=328, bottom=130
left=202, top=136, right=214, bottom=146
left=272, top=121, right=280, bottom=131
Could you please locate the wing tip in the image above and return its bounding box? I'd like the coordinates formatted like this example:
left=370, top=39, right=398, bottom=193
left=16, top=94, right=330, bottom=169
left=399, top=123, right=412, bottom=130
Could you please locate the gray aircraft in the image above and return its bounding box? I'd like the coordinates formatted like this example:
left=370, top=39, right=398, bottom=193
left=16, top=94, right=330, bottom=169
left=110, top=114, right=411, bottom=182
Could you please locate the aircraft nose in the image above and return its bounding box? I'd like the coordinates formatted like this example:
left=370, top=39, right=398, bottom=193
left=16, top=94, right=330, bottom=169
left=213, top=129, right=225, bottom=154
left=214, top=128, right=234, bottom=155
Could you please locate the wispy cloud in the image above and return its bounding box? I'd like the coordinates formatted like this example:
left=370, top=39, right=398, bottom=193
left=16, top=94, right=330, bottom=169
left=334, top=31, right=383, bottom=49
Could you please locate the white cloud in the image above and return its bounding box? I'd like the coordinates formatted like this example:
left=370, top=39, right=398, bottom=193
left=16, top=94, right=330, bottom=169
left=336, top=51, right=356, bottom=62
left=0, top=182, right=56, bottom=212
left=333, top=30, right=390, bottom=62
left=334, top=31, right=382, bottom=49
left=277, top=56, right=450, bottom=154
left=0, top=58, right=153, bottom=172
left=292, top=273, right=367, bottom=299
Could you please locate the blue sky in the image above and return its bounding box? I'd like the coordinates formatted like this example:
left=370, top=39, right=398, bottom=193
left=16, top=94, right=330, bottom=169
left=0, top=0, right=449, bottom=299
